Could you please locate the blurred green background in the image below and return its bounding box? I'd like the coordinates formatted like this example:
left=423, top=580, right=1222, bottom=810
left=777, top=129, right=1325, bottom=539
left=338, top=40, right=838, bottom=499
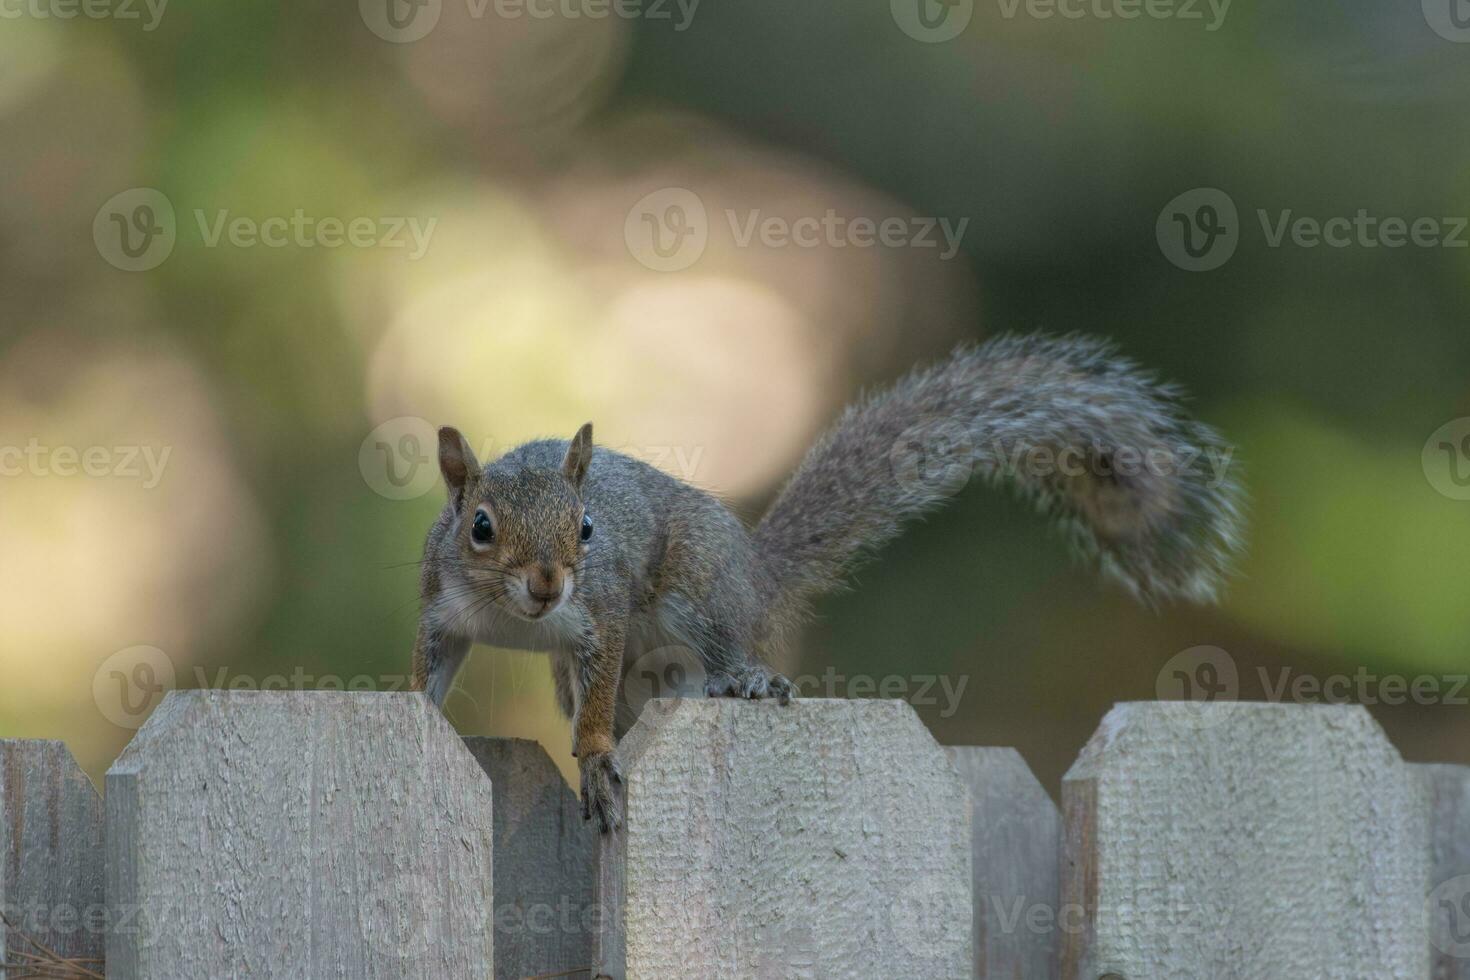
left=3, top=0, right=1469, bottom=792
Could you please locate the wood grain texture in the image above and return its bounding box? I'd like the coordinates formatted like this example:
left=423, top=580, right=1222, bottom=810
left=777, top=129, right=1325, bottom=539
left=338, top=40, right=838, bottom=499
left=463, top=737, right=596, bottom=980
left=0, top=740, right=104, bottom=970
left=1060, top=702, right=1427, bottom=980
left=946, top=747, right=1059, bottom=980
left=105, top=691, right=494, bottom=979
left=595, top=698, right=972, bottom=980
left=1419, top=763, right=1470, bottom=978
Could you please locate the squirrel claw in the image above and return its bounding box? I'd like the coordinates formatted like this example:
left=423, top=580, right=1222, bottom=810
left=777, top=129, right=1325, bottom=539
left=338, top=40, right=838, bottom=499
left=705, top=667, right=794, bottom=705
left=579, top=751, right=622, bottom=833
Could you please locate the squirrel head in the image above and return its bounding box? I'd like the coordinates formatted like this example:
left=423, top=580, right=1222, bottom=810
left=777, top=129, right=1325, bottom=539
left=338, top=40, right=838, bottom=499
left=437, top=422, right=595, bottom=622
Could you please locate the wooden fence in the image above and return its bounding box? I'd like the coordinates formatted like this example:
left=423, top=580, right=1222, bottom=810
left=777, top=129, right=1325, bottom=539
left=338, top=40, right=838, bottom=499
left=4, top=690, right=1467, bottom=978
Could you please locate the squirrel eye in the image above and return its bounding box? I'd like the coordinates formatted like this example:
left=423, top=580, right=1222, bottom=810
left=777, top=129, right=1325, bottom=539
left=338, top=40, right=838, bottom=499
left=580, top=512, right=593, bottom=542
left=471, top=510, right=494, bottom=545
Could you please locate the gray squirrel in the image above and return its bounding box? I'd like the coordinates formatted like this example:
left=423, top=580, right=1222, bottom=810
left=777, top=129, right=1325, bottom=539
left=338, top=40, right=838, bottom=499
left=409, top=333, right=1244, bottom=831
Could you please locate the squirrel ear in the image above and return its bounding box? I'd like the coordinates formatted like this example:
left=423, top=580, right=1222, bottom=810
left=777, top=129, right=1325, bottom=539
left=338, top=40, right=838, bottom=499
left=562, top=422, right=594, bottom=488
left=438, top=426, right=480, bottom=501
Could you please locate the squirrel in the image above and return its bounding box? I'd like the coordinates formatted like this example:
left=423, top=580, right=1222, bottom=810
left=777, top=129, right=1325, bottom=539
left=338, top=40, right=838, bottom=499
left=409, top=333, right=1244, bottom=832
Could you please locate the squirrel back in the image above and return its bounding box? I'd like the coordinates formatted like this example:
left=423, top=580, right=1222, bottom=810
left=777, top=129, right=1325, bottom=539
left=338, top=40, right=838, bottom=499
left=752, top=334, right=1244, bottom=637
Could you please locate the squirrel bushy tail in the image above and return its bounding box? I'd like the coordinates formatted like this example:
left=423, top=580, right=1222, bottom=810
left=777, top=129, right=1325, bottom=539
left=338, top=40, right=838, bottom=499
left=752, top=334, right=1245, bottom=634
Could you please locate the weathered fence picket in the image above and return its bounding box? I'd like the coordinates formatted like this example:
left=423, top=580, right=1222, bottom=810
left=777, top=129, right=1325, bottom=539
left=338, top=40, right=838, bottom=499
left=594, top=698, right=973, bottom=979
left=462, top=736, right=596, bottom=980
left=0, top=739, right=105, bottom=973
left=947, top=746, right=1060, bottom=980
left=1420, top=763, right=1470, bottom=979
left=0, top=692, right=1459, bottom=978
left=1060, top=702, right=1428, bottom=980
left=105, top=691, right=494, bottom=979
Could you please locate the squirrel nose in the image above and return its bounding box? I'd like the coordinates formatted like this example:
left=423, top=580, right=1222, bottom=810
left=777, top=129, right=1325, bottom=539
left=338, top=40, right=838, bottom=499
left=527, top=565, right=564, bottom=602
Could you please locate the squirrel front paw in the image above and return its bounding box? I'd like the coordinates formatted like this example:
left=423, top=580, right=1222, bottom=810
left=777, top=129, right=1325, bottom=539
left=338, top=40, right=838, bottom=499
left=579, top=751, right=623, bottom=833
left=705, top=665, right=794, bottom=704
